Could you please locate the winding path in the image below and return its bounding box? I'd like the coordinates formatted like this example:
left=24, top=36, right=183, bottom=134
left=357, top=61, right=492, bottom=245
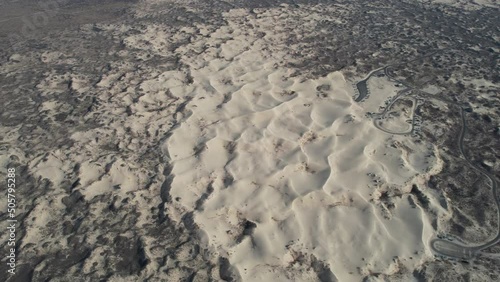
left=428, top=108, right=500, bottom=259
left=354, top=67, right=385, bottom=102
left=354, top=57, right=500, bottom=260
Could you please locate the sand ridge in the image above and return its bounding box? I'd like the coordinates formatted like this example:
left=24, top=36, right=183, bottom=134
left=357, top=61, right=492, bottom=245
left=139, top=7, right=446, bottom=281
left=4, top=1, right=497, bottom=281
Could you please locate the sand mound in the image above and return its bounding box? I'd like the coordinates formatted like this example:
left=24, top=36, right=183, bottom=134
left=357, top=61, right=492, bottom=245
left=143, top=8, right=443, bottom=281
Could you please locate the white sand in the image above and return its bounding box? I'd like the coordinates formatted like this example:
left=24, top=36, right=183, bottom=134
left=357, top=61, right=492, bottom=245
left=150, top=8, right=443, bottom=281
left=164, top=66, right=437, bottom=280
left=7, top=4, right=468, bottom=281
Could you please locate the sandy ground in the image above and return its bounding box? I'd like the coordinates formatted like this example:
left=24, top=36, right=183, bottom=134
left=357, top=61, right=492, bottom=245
left=1, top=1, right=499, bottom=281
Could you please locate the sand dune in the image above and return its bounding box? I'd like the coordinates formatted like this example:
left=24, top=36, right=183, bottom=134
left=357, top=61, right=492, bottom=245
left=135, top=8, right=444, bottom=281
left=21, top=6, right=444, bottom=281
left=3, top=1, right=498, bottom=281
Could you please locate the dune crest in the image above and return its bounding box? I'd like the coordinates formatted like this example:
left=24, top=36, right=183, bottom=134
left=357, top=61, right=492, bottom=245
left=153, top=9, right=441, bottom=280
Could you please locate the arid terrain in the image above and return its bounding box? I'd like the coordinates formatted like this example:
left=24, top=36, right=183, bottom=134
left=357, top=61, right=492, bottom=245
left=1, top=0, right=499, bottom=281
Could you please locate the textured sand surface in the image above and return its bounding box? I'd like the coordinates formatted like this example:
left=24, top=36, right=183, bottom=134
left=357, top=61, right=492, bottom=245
left=1, top=0, right=499, bottom=281
left=160, top=17, right=440, bottom=279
